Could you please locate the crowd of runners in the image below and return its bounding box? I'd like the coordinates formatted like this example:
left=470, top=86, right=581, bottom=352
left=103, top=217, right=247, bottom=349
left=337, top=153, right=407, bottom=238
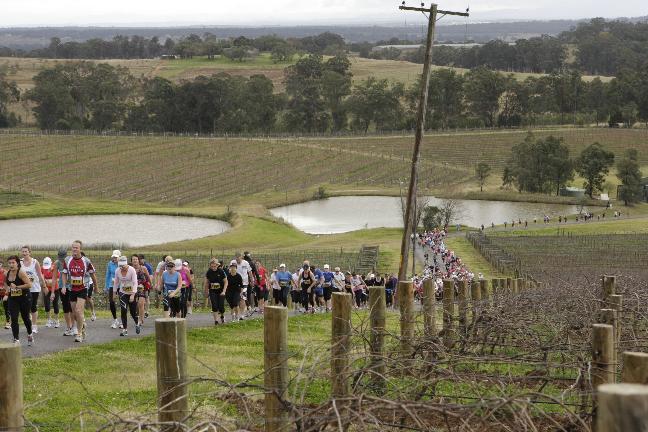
left=1, top=240, right=403, bottom=347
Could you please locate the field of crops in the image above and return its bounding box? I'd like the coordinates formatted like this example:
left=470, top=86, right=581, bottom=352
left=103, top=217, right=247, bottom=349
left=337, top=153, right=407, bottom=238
left=1, top=128, right=644, bottom=205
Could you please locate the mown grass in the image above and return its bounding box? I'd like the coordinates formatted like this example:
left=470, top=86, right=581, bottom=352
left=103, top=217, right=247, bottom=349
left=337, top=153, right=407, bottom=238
left=445, top=236, right=509, bottom=279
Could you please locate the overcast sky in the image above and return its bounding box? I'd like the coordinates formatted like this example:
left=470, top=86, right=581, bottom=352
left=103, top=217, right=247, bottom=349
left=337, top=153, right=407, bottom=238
left=1, top=0, right=645, bottom=27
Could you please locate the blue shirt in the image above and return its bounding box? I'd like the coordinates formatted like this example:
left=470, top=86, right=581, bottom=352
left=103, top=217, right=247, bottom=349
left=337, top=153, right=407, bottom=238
left=162, top=271, right=180, bottom=295
left=322, top=271, right=334, bottom=285
left=276, top=271, right=292, bottom=288
left=313, top=268, right=323, bottom=287
left=105, top=260, right=118, bottom=291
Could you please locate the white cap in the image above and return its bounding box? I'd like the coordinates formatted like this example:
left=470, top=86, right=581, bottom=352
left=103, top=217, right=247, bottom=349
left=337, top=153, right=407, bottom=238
left=118, top=256, right=128, bottom=267
left=182, top=261, right=188, bottom=266
left=279, top=263, right=286, bottom=268
left=368, top=273, right=375, bottom=278
left=42, top=257, right=52, bottom=269
left=334, top=267, right=340, bottom=271
left=229, top=259, right=238, bottom=267
left=111, top=249, right=121, bottom=258
left=323, top=264, right=330, bottom=270
left=174, top=259, right=183, bottom=270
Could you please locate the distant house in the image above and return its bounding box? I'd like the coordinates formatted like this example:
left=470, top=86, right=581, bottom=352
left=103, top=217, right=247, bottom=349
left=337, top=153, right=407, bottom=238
left=160, top=54, right=178, bottom=60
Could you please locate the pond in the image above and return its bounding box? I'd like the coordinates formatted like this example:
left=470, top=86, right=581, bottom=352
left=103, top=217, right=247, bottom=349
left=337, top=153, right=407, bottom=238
left=0, top=215, right=231, bottom=250
left=270, top=196, right=580, bottom=234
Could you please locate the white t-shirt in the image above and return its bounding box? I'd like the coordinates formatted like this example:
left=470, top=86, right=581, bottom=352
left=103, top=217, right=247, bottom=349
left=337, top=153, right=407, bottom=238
left=333, top=272, right=345, bottom=290
left=237, top=259, right=252, bottom=286
left=22, top=258, right=42, bottom=293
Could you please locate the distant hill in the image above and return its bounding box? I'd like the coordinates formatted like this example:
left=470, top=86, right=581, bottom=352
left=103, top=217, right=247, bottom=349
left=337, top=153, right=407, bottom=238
left=0, top=20, right=585, bottom=49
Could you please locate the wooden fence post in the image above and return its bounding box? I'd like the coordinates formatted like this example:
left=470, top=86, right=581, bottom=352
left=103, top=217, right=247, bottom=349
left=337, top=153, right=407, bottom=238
left=599, top=309, right=619, bottom=376
left=422, top=279, right=436, bottom=336
left=368, top=287, right=386, bottom=390
left=470, top=280, right=481, bottom=337
left=399, top=281, right=415, bottom=357
left=156, top=318, right=189, bottom=430
left=265, top=306, right=290, bottom=432
left=621, top=352, right=648, bottom=384
left=480, top=279, right=490, bottom=310
left=608, top=295, right=623, bottom=348
left=442, top=279, right=455, bottom=350
left=592, top=324, right=615, bottom=389
left=596, top=383, right=648, bottom=432
left=506, top=277, right=512, bottom=293
left=0, top=343, right=23, bottom=430
left=457, top=280, right=468, bottom=341
left=602, top=275, right=615, bottom=304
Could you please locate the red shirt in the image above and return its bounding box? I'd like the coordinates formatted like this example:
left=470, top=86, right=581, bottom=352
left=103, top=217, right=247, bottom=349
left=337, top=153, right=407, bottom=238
left=64, top=256, right=95, bottom=292
left=0, top=270, right=5, bottom=296
left=42, top=268, right=57, bottom=292
left=257, top=266, right=268, bottom=291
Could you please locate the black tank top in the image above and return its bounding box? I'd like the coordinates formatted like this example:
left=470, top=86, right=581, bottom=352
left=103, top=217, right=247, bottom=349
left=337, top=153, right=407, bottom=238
left=301, top=272, right=313, bottom=289
left=7, top=269, right=28, bottom=296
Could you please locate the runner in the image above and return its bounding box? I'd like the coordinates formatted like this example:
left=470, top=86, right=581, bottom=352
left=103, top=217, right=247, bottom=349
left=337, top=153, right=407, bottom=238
left=224, top=260, right=244, bottom=321
left=131, top=254, right=151, bottom=334
left=254, top=260, right=269, bottom=313
left=291, top=267, right=300, bottom=310
left=203, top=258, right=227, bottom=325
left=312, top=264, right=325, bottom=312
left=344, top=271, right=353, bottom=295
left=55, top=249, right=74, bottom=336
left=41, top=257, right=60, bottom=328
left=234, top=253, right=254, bottom=316
left=180, top=260, right=194, bottom=317
left=243, top=251, right=259, bottom=312
left=4, top=255, right=33, bottom=345
left=333, top=267, right=345, bottom=298
left=105, top=250, right=120, bottom=329
left=112, top=256, right=138, bottom=337
left=269, top=267, right=280, bottom=306
left=275, top=263, right=293, bottom=307
left=298, top=263, right=316, bottom=314
left=177, top=259, right=191, bottom=318
left=350, top=272, right=367, bottom=309
left=62, top=240, right=98, bottom=342
left=21, top=246, right=46, bottom=335
left=154, top=255, right=173, bottom=310
left=138, top=254, right=153, bottom=318
left=0, top=259, right=9, bottom=329
left=321, top=264, right=335, bottom=312
left=81, top=252, right=96, bottom=322
left=160, top=259, right=182, bottom=318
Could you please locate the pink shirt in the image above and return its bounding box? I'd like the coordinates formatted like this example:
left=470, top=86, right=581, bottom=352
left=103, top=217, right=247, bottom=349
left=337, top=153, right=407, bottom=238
left=113, top=266, right=138, bottom=295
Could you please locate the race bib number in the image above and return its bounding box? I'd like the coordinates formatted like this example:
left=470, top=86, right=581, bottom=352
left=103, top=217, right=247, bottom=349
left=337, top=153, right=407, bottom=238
left=323, top=282, right=331, bottom=287
left=27, top=272, right=35, bottom=282
left=70, top=276, right=83, bottom=287
left=181, top=281, right=187, bottom=289
left=279, top=281, right=289, bottom=287
left=137, top=284, right=144, bottom=293
left=123, top=284, right=134, bottom=294
left=10, top=288, right=22, bottom=297
left=210, top=283, right=221, bottom=290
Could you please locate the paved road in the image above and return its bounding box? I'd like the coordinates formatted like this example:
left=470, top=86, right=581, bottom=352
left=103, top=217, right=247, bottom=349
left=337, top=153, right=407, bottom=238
left=8, top=311, right=267, bottom=358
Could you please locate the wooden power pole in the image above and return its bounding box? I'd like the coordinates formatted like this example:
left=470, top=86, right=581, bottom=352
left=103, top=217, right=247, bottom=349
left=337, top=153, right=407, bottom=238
left=397, top=2, right=469, bottom=281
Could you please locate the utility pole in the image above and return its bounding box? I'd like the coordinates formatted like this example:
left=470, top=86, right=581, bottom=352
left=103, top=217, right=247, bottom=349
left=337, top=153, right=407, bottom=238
left=397, top=2, right=469, bottom=282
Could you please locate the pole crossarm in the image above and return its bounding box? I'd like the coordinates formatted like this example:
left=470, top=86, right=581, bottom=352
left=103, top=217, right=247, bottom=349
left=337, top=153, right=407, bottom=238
left=399, top=5, right=469, bottom=16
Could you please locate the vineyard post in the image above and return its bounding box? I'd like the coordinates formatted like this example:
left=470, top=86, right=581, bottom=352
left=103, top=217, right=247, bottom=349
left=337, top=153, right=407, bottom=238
left=470, top=280, right=481, bottom=336
left=597, top=384, right=648, bottom=432
left=480, top=279, right=490, bottom=309
left=592, top=324, right=615, bottom=389
left=608, top=294, right=623, bottom=346
left=156, top=318, right=189, bottom=430
left=506, top=277, right=512, bottom=293
left=399, top=281, right=415, bottom=357
left=422, top=278, right=436, bottom=336
left=457, top=280, right=468, bottom=340
left=599, top=309, right=619, bottom=375
left=602, top=275, right=616, bottom=304
left=511, top=278, right=518, bottom=295
left=0, top=343, right=23, bottom=430
left=368, top=287, right=386, bottom=391
left=442, top=279, right=455, bottom=349
left=265, top=306, right=290, bottom=432
left=621, top=352, right=648, bottom=384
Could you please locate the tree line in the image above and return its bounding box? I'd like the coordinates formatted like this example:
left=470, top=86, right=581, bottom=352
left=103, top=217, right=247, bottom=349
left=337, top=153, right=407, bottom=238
left=0, top=32, right=346, bottom=61
left=1, top=54, right=648, bottom=133
left=366, top=19, right=648, bottom=76
left=487, top=133, right=643, bottom=204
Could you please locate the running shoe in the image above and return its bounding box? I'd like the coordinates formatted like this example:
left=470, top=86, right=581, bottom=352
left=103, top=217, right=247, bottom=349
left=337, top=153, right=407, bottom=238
left=239, top=317, right=244, bottom=321
left=214, top=321, right=219, bottom=326
left=54, top=320, right=60, bottom=328
left=91, top=313, right=96, bottom=321
left=144, top=311, right=149, bottom=318
left=32, top=325, right=38, bottom=334
left=27, top=334, right=34, bottom=346
left=220, top=317, right=225, bottom=324
left=120, top=330, right=128, bottom=337
left=81, top=324, right=86, bottom=341
left=111, top=319, right=118, bottom=329
left=5, top=322, right=10, bottom=329
left=119, top=323, right=124, bottom=329
left=136, top=324, right=141, bottom=334
left=13, top=339, right=20, bottom=345
left=74, top=335, right=82, bottom=342
left=63, top=328, right=75, bottom=336
left=46, top=319, right=52, bottom=328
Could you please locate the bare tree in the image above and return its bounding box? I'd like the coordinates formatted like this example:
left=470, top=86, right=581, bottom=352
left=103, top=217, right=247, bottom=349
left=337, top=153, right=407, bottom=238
left=439, top=199, right=465, bottom=228
left=399, top=188, right=429, bottom=231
